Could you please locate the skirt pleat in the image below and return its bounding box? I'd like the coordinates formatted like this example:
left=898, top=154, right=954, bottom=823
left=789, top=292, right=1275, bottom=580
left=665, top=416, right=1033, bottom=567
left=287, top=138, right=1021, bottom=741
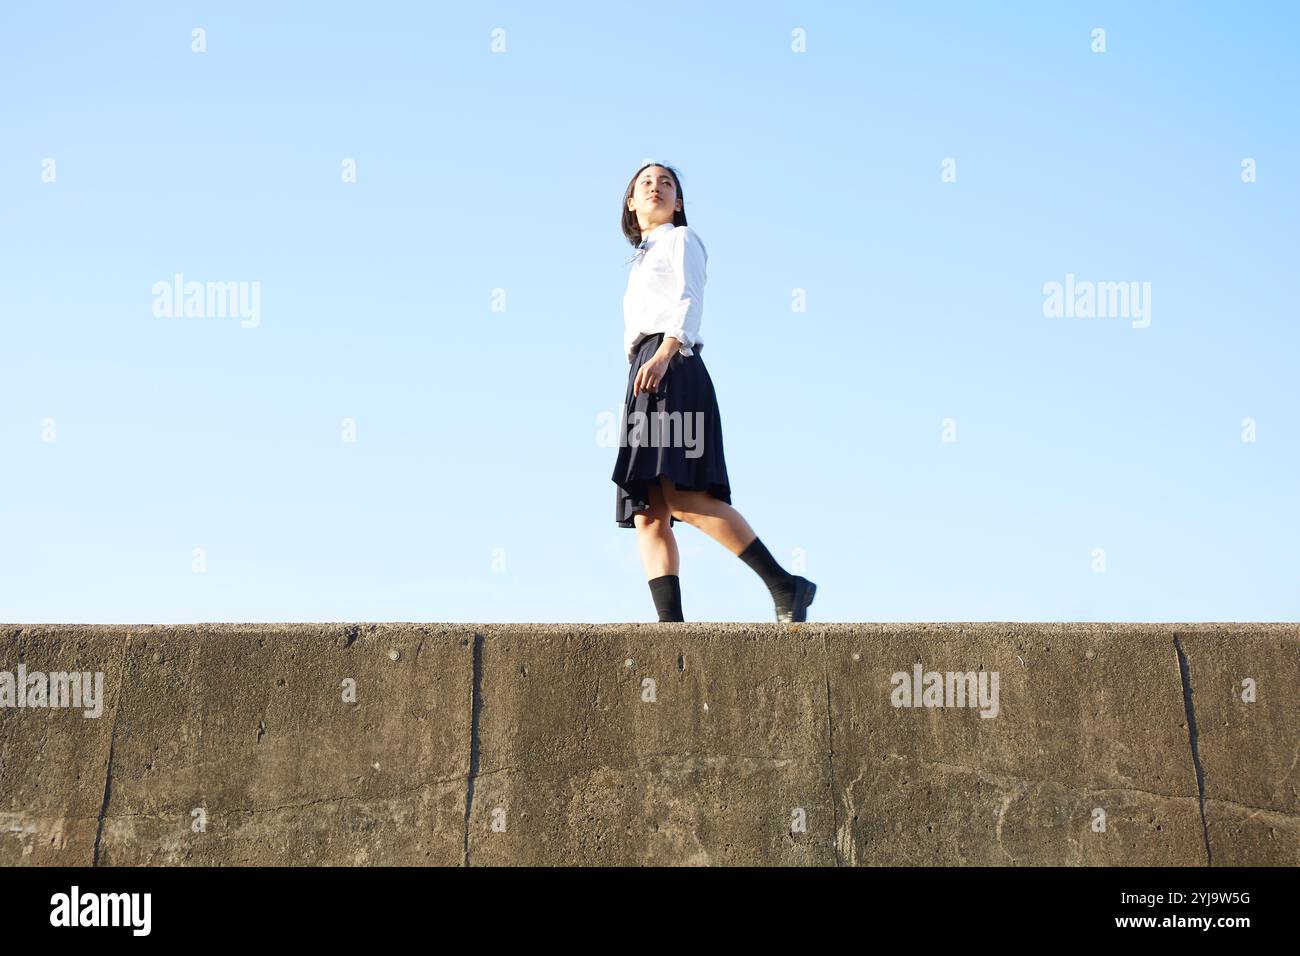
left=612, top=332, right=732, bottom=528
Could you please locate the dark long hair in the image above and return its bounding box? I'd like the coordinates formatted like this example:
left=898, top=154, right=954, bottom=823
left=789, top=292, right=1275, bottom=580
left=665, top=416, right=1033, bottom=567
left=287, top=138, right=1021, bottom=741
left=621, top=162, right=688, bottom=247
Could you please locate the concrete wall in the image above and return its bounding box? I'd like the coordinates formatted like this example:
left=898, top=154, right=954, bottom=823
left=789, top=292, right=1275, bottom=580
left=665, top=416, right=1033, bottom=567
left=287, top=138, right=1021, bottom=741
left=1, top=623, right=1295, bottom=866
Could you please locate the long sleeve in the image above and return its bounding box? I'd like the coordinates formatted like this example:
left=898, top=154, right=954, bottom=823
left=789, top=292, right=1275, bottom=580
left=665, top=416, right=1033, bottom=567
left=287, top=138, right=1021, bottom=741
left=661, top=227, right=707, bottom=356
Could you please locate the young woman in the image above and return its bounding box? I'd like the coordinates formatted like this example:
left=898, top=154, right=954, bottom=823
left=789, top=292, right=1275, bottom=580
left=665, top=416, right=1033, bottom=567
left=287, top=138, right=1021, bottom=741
left=611, top=161, right=817, bottom=623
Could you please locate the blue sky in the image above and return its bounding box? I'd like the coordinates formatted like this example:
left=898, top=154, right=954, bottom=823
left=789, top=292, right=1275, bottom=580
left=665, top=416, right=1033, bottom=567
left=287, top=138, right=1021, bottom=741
left=2, top=1, right=1296, bottom=623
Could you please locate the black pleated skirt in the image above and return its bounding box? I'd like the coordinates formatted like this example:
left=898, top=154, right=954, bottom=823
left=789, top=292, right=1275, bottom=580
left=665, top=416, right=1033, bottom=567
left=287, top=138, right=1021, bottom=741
left=612, top=332, right=732, bottom=528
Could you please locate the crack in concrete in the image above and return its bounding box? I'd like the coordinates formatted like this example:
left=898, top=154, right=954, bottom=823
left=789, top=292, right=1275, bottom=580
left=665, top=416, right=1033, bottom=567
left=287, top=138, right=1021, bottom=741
left=466, top=753, right=797, bottom=782
left=622, top=751, right=796, bottom=766
left=898, top=754, right=1203, bottom=805
left=469, top=765, right=517, bottom=779
left=214, top=774, right=471, bottom=816
left=994, top=787, right=1026, bottom=864
left=91, top=633, right=130, bottom=866
left=461, top=632, right=484, bottom=867
left=886, top=753, right=1300, bottom=817
left=42, top=771, right=478, bottom=826
left=1203, top=800, right=1300, bottom=828
left=1173, top=635, right=1213, bottom=866
left=1275, top=740, right=1300, bottom=808
left=836, top=767, right=869, bottom=866
left=820, top=634, right=840, bottom=865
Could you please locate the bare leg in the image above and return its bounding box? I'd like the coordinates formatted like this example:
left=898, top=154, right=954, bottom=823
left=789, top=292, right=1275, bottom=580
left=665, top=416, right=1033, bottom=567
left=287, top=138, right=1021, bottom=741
left=633, top=479, right=680, bottom=579
left=657, top=475, right=757, bottom=555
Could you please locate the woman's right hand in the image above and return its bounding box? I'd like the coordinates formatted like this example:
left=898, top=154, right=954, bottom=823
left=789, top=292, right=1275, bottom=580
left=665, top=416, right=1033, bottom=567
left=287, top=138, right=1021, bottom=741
left=633, top=349, right=672, bottom=399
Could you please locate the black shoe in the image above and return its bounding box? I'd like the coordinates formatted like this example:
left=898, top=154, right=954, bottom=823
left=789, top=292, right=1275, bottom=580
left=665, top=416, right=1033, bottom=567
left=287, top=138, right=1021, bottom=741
left=775, top=576, right=817, bottom=623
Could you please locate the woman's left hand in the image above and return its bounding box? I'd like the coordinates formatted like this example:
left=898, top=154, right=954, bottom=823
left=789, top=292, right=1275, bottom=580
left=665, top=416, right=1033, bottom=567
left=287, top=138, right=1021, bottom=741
left=633, top=349, right=672, bottom=398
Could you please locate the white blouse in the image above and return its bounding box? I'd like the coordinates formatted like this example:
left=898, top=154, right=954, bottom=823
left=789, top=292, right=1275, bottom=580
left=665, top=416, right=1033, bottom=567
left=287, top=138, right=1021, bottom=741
left=623, top=222, right=708, bottom=363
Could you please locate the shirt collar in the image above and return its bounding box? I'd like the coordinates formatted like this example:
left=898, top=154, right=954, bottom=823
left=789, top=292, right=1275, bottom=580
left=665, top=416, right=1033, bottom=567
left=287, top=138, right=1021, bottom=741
left=640, top=222, right=675, bottom=247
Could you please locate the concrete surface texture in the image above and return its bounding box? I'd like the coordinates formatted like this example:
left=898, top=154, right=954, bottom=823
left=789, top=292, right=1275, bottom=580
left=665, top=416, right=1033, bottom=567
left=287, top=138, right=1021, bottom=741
left=0, top=623, right=1295, bottom=866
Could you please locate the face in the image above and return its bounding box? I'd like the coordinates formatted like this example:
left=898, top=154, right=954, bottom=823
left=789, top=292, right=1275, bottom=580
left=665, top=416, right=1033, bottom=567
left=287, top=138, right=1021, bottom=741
left=627, top=166, right=680, bottom=231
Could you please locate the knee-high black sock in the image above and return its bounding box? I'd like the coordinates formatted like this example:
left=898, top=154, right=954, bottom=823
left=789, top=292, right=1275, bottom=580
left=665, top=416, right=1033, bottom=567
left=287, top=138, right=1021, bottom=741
left=737, top=536, right=795, bottom=602
left=648, top=574, right=684, bottom=622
